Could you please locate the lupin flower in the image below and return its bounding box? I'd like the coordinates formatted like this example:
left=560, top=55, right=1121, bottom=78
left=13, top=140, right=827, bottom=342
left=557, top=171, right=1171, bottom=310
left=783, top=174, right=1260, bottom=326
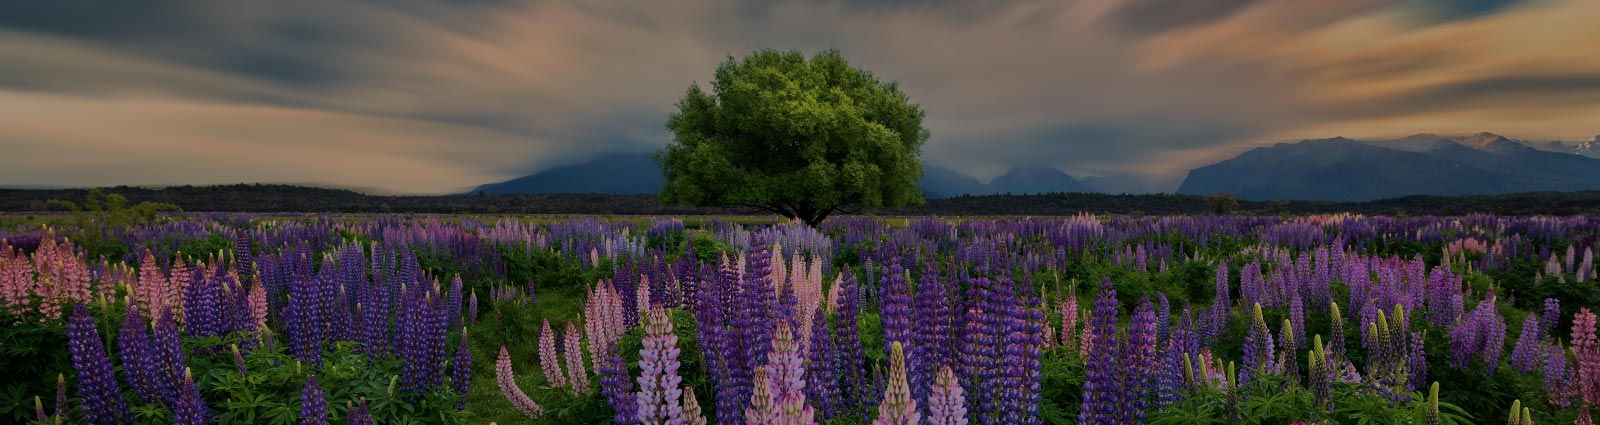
left=1308, top=335, right=1333, bottom=411
left=67, top=303, right=130, bottom=425
left=682, top=386, right=708, bottom=425
left=1241, top=303, right=1275, bottom=384
left=564, top=321, right=591, bottom=393
left=1078, top=277, right=1120, bottom=425
left=872, top=342, right=920, bottom=425
left=1121, top=296, right=1158, bottom=423
left=1329, top=301, right=1347, bottom=365
left=805, top=307, right=839, bottom=420
left=1511, top=314, right=1544, bottom=373
left=1505, top=399, right=1532, bottom=425
left=117, top=301, right=159, bottom=404
left=636, top=306, right=684, bottom=425
left=1424, top=382, right=1440, bottom=425
left=496, top=346, right=543, bottom=419
left=1573, top=307, right=1598, bottom=405
left=346, top=398, right=373, bottom=425
left=467, top=290, right=479, bottom=324
left=1278, top=319, right=1298, bottom=386
left=451, top=328, right=472, bottom=410
left=301, top=375, right=328, bottom=425
left=538, top=319, right=566, bottom=388
left=598, top=346, right=637, bottom=424
left=172, top=368, right=211, bottom=425
left=927, top=366, right=968, bottom=425
left=1541, top=298, right=1561, bottom=336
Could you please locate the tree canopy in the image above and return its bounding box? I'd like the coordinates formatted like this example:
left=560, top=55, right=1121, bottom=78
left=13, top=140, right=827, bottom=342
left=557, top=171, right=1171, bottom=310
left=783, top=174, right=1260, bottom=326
left=656, top=49, right=929, bottom=226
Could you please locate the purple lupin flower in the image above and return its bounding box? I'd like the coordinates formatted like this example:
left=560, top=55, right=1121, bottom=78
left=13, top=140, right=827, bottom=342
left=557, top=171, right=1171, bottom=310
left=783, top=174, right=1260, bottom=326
left=451, top=328, right=472, bottom=410
left=68, top=304, right=130, bottom=425
left=636, top=306, right=683, bottom=424
left=598, top=346, right=637, bottom=424
left=172, top=368, right=211, bottom=425
left=835, top=269, right=868, bottom=416
left=876, top=260, right=915, bottom=412
left=301, top=375, right=328, bottom=425
left=1290, top=290, right=1306, bottom=349
left=117, top=301, right=158, bottom=404
left=1542, top=298, right=1561, bottom=336
left=150, top=309, right=187, bottom=406
left=1511, top=314, right=1544, bottom=373
left=1407, top=331, right=1427, bottom=391
left=345, top=398, right=373, bottom=425
left=806, top=306, right=839, bottom=420
left=1240, top=303, right=1275, bottom=385
left=1077, top=277, right=1120, bottom=425
left=1120, top=296, right=1158, bottom=423
left=912, top=261, right=954, bottom=408
left=466, top=290, right=478, bottom=325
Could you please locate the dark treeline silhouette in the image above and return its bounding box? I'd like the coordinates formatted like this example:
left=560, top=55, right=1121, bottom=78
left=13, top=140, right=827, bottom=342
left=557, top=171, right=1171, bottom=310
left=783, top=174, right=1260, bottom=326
left=3, top=184, right=1599, bottom=216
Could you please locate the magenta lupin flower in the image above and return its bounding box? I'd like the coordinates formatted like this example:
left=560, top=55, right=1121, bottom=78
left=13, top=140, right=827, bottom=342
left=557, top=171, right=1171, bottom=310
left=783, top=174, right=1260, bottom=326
left=496, top=346, right=543, bottom=419
left=636, top=306, right=684, bottom=425
left=927, top=365, right=968, bottom=425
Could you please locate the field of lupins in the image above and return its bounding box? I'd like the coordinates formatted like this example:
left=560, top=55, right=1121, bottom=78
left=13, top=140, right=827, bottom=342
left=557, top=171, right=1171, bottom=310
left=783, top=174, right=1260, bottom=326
left=2, top=213, right=1599, bottom=424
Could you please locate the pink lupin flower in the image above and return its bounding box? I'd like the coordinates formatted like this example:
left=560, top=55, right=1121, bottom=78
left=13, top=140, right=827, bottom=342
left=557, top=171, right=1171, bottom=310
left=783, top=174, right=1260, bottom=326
left=564, top=320, right=591, bottom=394
left=636, top=306, right=683, bottom=425
left=496, top=346, right=543, bottom=419
left=682, top=386, right=708, bottom=425
left=927, top=365, right=968, bottom=425
left=538, top=319, right=566, bottom=388
left=873, top=341, right=921, bottom=425
left=246, top=281, right=268, bottom=333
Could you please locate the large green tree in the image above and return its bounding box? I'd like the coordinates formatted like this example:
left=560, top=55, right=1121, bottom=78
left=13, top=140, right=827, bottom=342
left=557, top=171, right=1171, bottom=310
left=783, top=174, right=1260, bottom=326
left=656, top=49, right=929, bottom=226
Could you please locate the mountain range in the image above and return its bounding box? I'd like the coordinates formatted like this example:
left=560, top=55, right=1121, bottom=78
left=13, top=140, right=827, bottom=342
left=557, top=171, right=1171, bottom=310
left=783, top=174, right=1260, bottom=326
left=470, top=153, right=1097, bottom=197
left=1177, top=132, right=1600, bottom=201
left=471, top=132, right=1600, bottom=202
left=470, top=153, right=664, bottom=195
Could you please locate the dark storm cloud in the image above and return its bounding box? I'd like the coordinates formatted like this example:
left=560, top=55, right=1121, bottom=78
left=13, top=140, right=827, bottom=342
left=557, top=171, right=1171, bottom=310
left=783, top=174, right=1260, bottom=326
left=1415, top=0, right=1531, bottom=20
left=1108, top=0, right=1263, bottom=35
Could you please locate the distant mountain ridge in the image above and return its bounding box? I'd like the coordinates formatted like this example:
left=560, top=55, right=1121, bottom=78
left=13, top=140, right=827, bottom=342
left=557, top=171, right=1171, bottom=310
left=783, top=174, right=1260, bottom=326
left=1179, top=132, right=1600, bottom=201
left=470, top=153, right=664, bottom=195
left=470, top=154, right=1097, bottom=198
left=919, top=164, right=1091, bottom=198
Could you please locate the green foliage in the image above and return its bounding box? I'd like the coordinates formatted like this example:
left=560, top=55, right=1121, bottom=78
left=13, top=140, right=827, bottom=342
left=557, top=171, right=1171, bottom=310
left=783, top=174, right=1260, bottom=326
left=190, top=341, right=465, bottom=425
left=0, top=320, right=69, bottom=422
left=657, top=49, right=930, bottom=225
left=1151, top=375, right=1474, bottom=424
left=46, top=188, right=180, bottom=232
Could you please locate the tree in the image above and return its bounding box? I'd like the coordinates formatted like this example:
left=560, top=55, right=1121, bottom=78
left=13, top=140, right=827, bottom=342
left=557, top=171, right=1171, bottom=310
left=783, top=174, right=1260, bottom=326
left=1207, top=192, right=1238, bottom=215
left=47, top=188, right=180, bottom=233
left=656, top=49, right=929, bottom=226
left=1267, top=200, right=1289, bottom=216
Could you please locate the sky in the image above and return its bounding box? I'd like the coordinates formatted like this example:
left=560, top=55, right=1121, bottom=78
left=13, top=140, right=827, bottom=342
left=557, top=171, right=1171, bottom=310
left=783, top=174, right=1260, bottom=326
left=3, top=0, right=1599, bottom=194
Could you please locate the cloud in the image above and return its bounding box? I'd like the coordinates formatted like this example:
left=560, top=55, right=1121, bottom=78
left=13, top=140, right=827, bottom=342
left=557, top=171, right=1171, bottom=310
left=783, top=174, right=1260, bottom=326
left=0, top=0, right=1595, bottom=193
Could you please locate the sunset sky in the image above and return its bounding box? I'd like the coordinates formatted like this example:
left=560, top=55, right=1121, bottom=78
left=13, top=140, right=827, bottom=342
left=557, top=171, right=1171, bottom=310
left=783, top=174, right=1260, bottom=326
left=3, top=0, right=1598, bottom=194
